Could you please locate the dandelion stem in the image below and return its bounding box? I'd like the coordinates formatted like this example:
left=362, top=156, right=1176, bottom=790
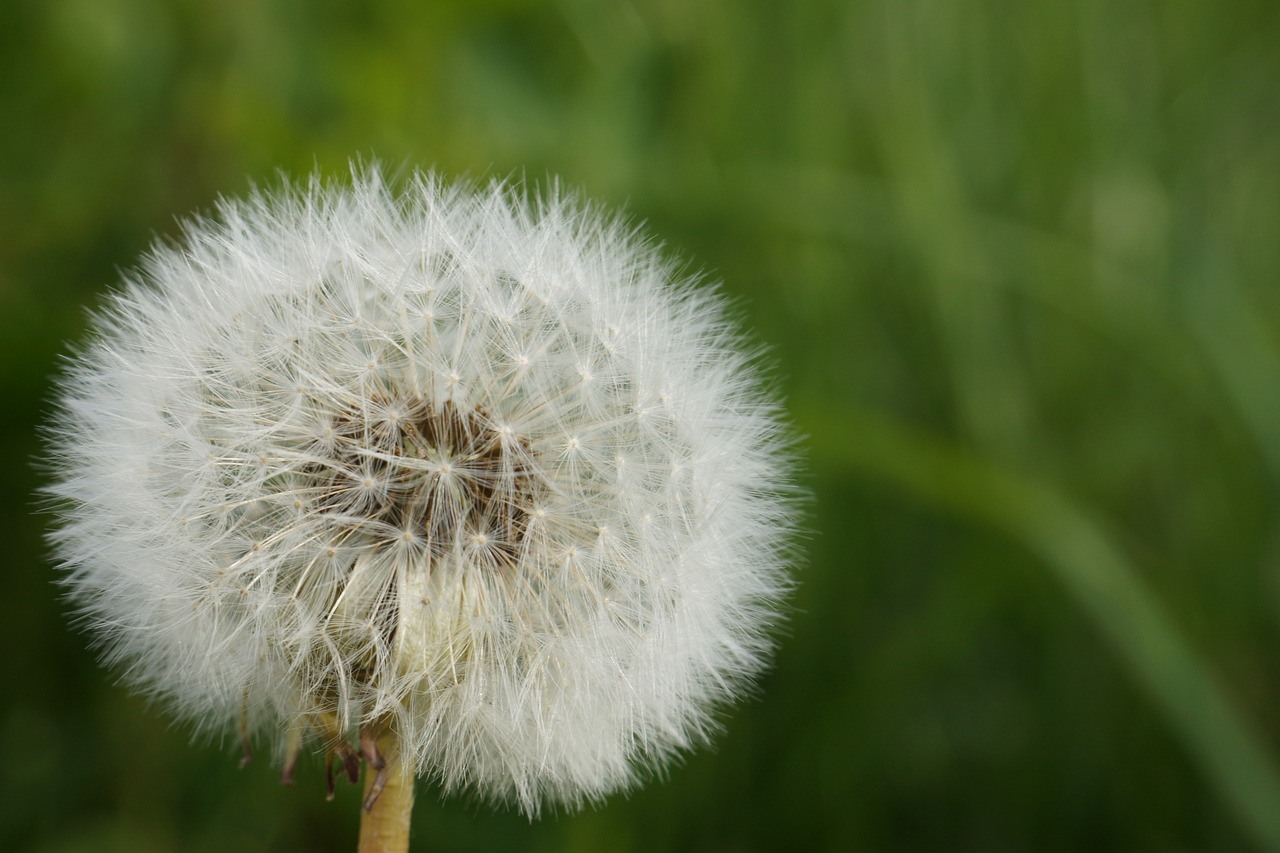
left=357, top=726, right=414, bottom=853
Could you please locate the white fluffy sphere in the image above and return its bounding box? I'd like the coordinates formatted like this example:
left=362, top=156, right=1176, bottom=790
left=46, top=167, right=795, bottom=815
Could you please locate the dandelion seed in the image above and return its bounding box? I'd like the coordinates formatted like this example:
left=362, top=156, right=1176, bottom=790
left=43, top=165, right=797, bottom=849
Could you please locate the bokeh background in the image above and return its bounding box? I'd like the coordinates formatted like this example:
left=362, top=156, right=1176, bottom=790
left=4, top=1, right=1280, bottom=850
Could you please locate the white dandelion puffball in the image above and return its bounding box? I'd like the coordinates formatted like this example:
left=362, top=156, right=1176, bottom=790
left=47, top=167, right=795, bottom=815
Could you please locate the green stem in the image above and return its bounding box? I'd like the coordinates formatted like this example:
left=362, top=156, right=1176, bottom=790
left=357, top=726, right=414, bottom=853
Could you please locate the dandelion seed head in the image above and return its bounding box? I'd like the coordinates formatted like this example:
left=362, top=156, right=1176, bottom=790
left=44, top=165, right=797, bottom=816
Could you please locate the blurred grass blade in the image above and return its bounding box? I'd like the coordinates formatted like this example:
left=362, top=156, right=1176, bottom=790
left=1181, top=264, right=1280, bottom=480
left=806, top=404, right=1280, bottom=852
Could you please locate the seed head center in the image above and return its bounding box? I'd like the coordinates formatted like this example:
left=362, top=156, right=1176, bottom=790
left=320, top=397, right=538, bottom=566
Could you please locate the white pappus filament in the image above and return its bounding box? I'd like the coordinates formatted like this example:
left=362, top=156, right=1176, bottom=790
left=45, top=166, right=797, bottom=816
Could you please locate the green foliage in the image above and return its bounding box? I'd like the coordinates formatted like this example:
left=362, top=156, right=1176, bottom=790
left=3, top=0, right=1279, bottom=849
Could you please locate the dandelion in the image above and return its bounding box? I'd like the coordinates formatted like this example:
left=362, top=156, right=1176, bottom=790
left=44, top=166, right=796, bottom=850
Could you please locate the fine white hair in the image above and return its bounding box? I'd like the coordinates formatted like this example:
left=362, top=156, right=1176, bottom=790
left=45, top=166, right=797, bottom=816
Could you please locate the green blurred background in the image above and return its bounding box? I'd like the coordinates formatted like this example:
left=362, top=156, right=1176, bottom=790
left=4, top=0, right=1280, bottom=850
